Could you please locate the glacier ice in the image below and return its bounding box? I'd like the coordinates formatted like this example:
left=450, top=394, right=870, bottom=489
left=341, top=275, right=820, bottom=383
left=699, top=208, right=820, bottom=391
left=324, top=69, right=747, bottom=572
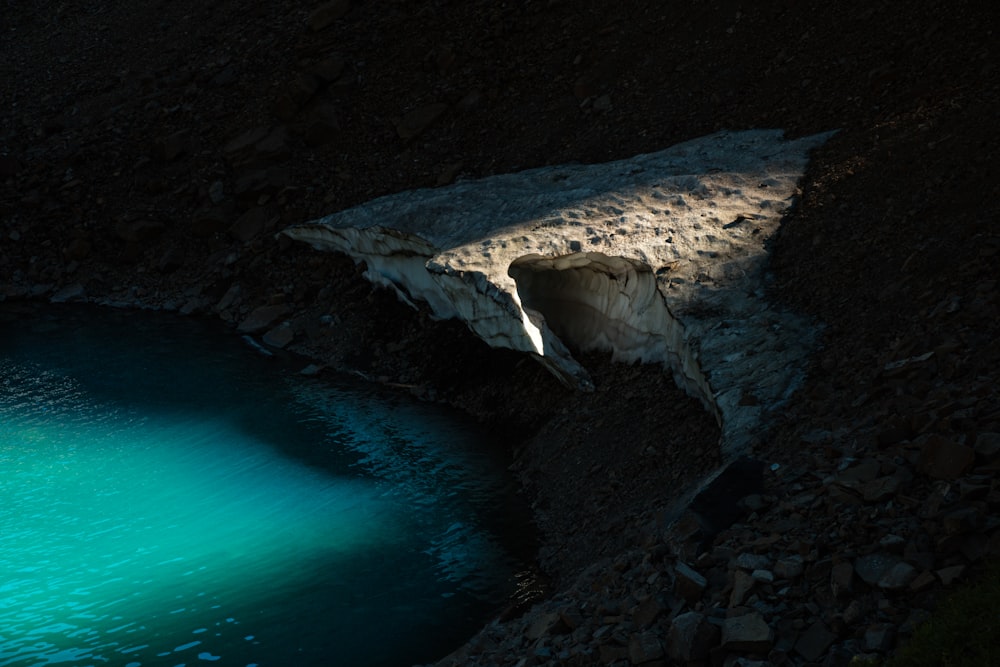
left=281, top=129, right=834, bottom=455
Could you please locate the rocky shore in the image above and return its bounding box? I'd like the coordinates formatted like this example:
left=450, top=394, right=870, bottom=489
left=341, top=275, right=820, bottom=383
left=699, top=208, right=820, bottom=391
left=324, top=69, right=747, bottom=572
left=3, top=1, right=999, bottom=665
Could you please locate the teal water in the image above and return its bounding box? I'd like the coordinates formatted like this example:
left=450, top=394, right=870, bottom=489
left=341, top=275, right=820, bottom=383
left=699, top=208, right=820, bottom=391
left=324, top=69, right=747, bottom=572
left=0, top=304, right=531, bottom=667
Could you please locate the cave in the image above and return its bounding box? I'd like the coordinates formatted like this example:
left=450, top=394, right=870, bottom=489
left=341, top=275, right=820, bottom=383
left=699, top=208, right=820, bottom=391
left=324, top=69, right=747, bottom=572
left=508, top=251, right=718, bottom=419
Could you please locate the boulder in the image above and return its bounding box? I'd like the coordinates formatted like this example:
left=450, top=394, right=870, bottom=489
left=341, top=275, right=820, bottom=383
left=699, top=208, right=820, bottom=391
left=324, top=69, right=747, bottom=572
left=674, top=562, right=708, bottom=604
left=628, top=631, right=664, bottom=664
left=721, top=611, right=773, bottom=653
left=238, top=304, right=290, bottom=333
left=795, top=620, right=837, bottom=662
left=668, top=611, right=718, bottom=663
left=918, top=434, right=975, bottom=479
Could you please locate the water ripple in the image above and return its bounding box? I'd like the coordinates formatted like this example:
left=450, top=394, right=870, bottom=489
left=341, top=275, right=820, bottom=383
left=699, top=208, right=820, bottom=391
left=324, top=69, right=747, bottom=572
left=1, top=304, right=530, bottom=667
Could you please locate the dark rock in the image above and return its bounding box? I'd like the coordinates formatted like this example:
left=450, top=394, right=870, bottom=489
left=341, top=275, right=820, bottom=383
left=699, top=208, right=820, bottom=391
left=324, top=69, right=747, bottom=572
left=301, top=102, right=341, bottom=146
left=936, top=564, right=965, bottom=585
left=208, top=180, right=226, bottom=204
left=668, top=611, right=718, bottom=663
left=909, top=570, right=936, bottom=592
left=0, top=153, right=19, bottom=177
left=436, top=161, right=463, bottom=187
left=192, top=207, right=233, bottom=237
left=50, top=283, right=86, bottom=303
left=180, top=296, right=211, bottom=315
left=958, top=479, right=991, bottom=501
left=118, top=242, right=142, bottom=264
left=674, top=562, right=707, bottom=604
left=632, top=595, right=664, bottom=628
left=598, top=643, right=628, bottom=664
left=233, top=167, right=291, bottom=198
left=153, top=129, right=191, bottom=161
left=879, top=534, right=906, bottom=552
left=272, top=94, right=299, bottom=123
left=255, top=126, right=291, bottom=161
left=863, top=475, right=901, bottom=503
left=224, top=127, right=270, bottom=163
left=943, top=506, right=983, bottom=535
left=456, top=89, right=484, bottom=112
left=721, top=611, right=773, bottom=653
left=974, top=432, right=1000, bottom=463
left=837, top=458, right=880, bottom=485
left=115, top=220, right=166, bottom=243
left=794, top=620, right=837, bottom=662
left=734, top=553, right=771, bottom=571
left=63, top=237, right=91, bottom=260
left=157, top=247, right=184, bottom=273
left=287, top=72, right=322, bottom=109
left=558, top=609, right=584, bottom=631
left=730, top=570, right=755, bottom=607
left=308, top=0, right=351, bottom=32
left=43, top=115, right=66, bottom=135
left=830, top=561, right=854, bottom=598
left=739, top=494, right=769, bottom=512
left=211, top=64, right=239, bottom=87
left=396, top=103, right=449, bottom=141
left=863, top=624, right=896, bottom=652
left=961, top=534, right=989, bottom=562
left=877, top=562, right=917, bottom=591
left=628, top=631, right=664, bottom=664
left=592, top=94, right=613, bottom=113
left=877, top=423, right=911, bottom=446
left=262, top=324, right=293, bottom=348
left=774, top=555, right=804, bottom=580
left=526, top=611, right=564, bottom=640
left=310, top=55, right=346, bottom=83
left=238, top=304, right=290, bottom=333
left=918, top=434, right=975, bottom=479
left=842, top=599, right=867, bottom=626
left=689, top=457, right=764, bottom=538
left=215, top=284, right=242, bottom=312
left=229, top=207, right=269, bottom=242
left=573, top=76, right=596, bottom=100
left=855, top=554, right=896, bottom=586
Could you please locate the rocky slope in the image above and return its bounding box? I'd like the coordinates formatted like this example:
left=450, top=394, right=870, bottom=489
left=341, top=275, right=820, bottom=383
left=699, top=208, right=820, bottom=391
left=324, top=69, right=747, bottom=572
left=2, top=1, right=998, bottom=665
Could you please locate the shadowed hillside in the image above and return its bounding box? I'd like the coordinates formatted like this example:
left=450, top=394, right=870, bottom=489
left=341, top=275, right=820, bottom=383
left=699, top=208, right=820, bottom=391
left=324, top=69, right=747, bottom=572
left=2, top=1, right=998, bottom=664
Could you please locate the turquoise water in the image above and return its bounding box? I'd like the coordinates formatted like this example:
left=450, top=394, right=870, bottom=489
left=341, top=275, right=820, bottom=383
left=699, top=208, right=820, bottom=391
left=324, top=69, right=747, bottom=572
left=0, top=304, right=530, bottom=667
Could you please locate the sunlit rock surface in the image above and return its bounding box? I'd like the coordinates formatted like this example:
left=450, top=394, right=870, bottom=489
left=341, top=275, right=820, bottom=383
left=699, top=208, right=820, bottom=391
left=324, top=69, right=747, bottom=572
left=283, top=130, right=834, bottom=455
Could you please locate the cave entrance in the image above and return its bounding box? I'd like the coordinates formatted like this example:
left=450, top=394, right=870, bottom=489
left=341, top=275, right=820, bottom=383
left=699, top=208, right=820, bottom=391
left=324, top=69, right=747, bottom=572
left=508, top=250, right=716, bottom=417
left=508, top=252, right=672, bottom=364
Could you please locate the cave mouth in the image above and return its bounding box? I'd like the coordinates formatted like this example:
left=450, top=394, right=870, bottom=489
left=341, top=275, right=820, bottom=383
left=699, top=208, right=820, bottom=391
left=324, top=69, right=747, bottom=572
left=509, top=252, right=669, bottom=362
left=508, top=252, right=714, bottom=413
left=0, top=303, right=531, bottom=667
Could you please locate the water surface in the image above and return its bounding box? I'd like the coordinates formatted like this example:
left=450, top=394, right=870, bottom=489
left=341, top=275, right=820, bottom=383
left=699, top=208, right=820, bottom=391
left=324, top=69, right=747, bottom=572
left=0, top=304, right=530, bottom=666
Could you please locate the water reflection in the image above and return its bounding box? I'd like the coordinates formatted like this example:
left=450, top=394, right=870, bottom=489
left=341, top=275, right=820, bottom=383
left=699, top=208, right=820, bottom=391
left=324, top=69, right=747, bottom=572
left=0, top=304, right=530, bottom=666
